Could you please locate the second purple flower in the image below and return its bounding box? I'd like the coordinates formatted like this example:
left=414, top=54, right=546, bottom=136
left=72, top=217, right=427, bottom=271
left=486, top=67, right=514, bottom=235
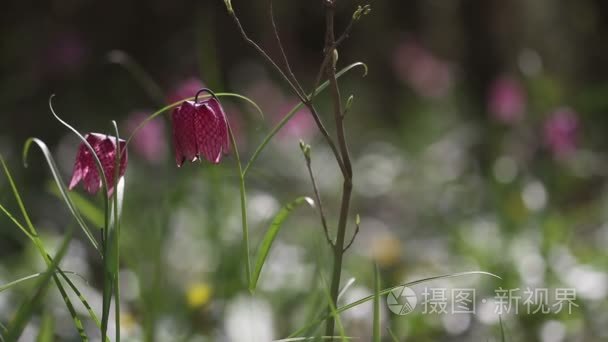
left=172, top=89, right=230, bottom=167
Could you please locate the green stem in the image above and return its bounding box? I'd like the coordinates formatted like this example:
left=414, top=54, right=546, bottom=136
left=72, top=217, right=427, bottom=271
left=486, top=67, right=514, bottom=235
left=324, top=4, right=354, bottom=338
left=112, top=122, right=122, bottom=342
left=228, top=122, right=251, bottom=286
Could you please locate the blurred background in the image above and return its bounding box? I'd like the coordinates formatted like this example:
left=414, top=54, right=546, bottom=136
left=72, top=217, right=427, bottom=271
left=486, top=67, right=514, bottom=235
left=2, top=0, right=608, bottom=341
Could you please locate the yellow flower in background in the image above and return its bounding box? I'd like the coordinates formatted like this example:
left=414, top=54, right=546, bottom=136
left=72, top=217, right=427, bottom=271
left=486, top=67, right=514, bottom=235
left=371, top=234, right=401, bottom=268
left=187, top=283, right=212, bottom=309
left=120, top=312, right=137, bottom=333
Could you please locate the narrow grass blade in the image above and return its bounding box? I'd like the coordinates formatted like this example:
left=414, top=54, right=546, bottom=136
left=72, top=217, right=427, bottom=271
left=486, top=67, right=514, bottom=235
left=22, top=138, right=100, bottom=253
left=6, top=227, right=75, bottom=341
left=0, top=271, right=82, bottom=292
left=57, top=268, right=104, bottom=331
left=319, top=272, right=347, bottom=341
left=0, top=155, right=37, bottom=239
left=372, top=263, right=381, bottom=342
left=2, top=154, right=98, bottom=337
left=243, top=61, right=368, bottom=176
left=337, top=277, right=356, bottom=301
left=288, top=271, right=501, bottom=338
left=0, top=203, right=34, bottom=240
left=249, top=196, right=314, bottom=292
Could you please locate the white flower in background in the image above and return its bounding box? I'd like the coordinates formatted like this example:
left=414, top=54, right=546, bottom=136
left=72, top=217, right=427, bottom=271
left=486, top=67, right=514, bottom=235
left=225, top=295, right=275, bottom=342
left=247, top=192, right=279, bottom=226
left=259, top=242, right=312, bottom=292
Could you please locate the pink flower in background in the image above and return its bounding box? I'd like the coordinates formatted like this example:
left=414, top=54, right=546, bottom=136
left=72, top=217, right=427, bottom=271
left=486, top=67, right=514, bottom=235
left=244, top=80, right=316, bottom=142
left=125, top=111, right=167, bottom=164
left=543, top=108, right=580, bottom=157
left=392, top=39, right=453, bottom=99
left=172, top=90, right=229, bottom=167
left=275, top=101, right=316, bottom=141
left=245, top=79, right=285, bottom=115
left=488, top=75, right=526, bottom=124
left=69, top=133, right=128, bottom=196
left=167, top=77, right=205, bottom=104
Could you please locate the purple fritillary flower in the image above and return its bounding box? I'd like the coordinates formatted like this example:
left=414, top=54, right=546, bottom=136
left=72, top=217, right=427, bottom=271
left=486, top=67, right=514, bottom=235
left=172, top=90, right=229, bottom=167
left=488, top=75, right=526, bottom=124
left=125, top=111, right=167, bottom=164
left=69, top=133, right=128, bottom=196
left=543, top=108, right=580, bottom=157
left=167, top=77, right=205, bottom=104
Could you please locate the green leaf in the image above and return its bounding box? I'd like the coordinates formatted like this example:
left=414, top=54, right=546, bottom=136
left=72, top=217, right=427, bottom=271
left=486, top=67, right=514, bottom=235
left=22, top=138, right=100, bottom=253
left=1, top=154, right=93, bottom=338
left=0, top=202, right=34, bottom=241
left=288, top=271, right=501, bottom=338
left=243, top=61, right=368, bottom=176
left=6, top=228, right=76, bottom=341
left=36, top=311, right=54, bottom=342
left=249, top=196, right=315, bottom=293
left=372, top=263, right=381, bottom=342
left=57, top=268, right=103, bottom=329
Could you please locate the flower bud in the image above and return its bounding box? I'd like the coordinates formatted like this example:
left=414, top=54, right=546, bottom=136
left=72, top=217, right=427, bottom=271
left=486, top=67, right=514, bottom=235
left=299, top=139, right=311, bottom=162
left=345, top=95, right=355, bottom=112
left=224, top=0, right=234, bottom=14
left=332, top=49, right=339, bottom=68
left=353, top=5, right=371, bottom=21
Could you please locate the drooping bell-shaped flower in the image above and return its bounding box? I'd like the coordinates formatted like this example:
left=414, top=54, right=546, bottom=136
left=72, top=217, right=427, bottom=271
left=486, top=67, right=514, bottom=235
left=171, top=89, right=229, bottom=167
left=69, top=133, right=128, bottom=196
